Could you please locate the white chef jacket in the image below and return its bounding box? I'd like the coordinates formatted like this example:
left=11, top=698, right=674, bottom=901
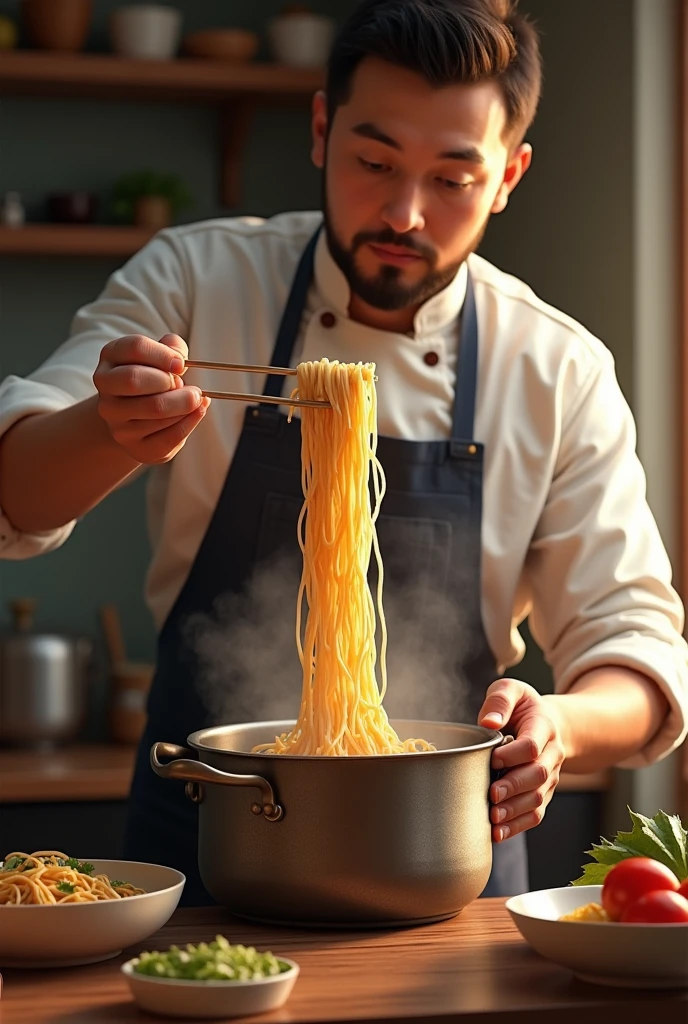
left=1, top=210, right=686, bottom=767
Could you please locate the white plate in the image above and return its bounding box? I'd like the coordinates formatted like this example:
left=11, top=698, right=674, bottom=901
left=121, top=957, right=300, bottom=1018
left=0, top=859, right=184, bottom=968
left=506, top=884, right=688, bottom=989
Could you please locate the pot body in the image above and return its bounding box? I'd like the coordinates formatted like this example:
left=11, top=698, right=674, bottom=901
left=22, top=0, right=92, bottom=52
left=0, top=633, right=91, bottom=747
left=158, top=720, right=501, bottom=926
left=134, top=195, right=172, bottom=229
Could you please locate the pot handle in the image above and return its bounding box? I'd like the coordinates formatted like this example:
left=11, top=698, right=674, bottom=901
left=150, top=742, right=283, bottom=822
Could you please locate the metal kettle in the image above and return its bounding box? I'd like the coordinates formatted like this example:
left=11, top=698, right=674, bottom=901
left=0, top=599, right=92, bottom=748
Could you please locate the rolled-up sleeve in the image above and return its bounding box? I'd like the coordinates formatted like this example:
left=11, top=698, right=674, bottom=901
left=525, top=351, right=688, bottom=767
left=0, top=228, right=190, bottom=560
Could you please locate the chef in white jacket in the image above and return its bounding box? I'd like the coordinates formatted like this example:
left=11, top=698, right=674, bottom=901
left=0, top=0, right=686, bottom=905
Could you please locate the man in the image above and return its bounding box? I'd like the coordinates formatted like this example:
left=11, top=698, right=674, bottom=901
left=0, top=0, right=686, bottom=905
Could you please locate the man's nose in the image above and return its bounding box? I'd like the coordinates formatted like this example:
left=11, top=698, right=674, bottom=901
left=380, top=183, right=426, bottom=235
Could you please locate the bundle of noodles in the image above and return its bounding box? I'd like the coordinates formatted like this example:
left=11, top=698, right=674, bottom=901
left=0, top=851, right=145, bottom=904
left=255, top=359, right=433, bottom=756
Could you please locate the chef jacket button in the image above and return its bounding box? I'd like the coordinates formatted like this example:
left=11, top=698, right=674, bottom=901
left=424, top=351, right=440, bottom=366
left=320, top=311, right=336, bottom=328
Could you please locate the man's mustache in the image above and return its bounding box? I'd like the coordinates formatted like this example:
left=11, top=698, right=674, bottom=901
left=351, top=228, right=437, bottom=264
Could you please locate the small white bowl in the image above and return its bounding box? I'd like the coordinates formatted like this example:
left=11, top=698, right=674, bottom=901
left=507, top=884, right=688, bottom=989
left=267, top=13, right=335, bottom=68
left=0, top=860, right=184, bottom=968
left=121, top=956, right=300, bottom=1019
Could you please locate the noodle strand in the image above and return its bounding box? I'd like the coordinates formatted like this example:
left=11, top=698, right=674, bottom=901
left=255, top=359, right=433, bottom=756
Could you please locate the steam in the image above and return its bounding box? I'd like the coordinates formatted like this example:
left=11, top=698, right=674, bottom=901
left=185, top=544, right=479, bottom=730
left=185, top=554, right=303, bottom=726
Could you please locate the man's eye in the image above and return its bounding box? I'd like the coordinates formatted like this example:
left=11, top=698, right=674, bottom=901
left=438, top=178, right=471, bottom=191
left=359, top=158, right=388, bottom=173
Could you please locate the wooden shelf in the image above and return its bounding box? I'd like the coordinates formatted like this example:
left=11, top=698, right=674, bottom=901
left=0, top=742, right=612, bottom=804
left=0, top=51, right=324, bottom=103
left=0, top=224, right=156, bottom=256
left=0, top=51, right=323, bottom=206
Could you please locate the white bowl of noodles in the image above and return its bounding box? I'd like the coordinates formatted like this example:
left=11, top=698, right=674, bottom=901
left=0, top=855, right=185, bottom=968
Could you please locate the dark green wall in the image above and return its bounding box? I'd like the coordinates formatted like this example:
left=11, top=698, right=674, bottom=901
left=0, top=0, right=636, bottom=727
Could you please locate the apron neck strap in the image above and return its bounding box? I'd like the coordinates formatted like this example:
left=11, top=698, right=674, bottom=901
left=451, top=270, right=478, bottom=441
left=263, top=228, right=320, bottom=397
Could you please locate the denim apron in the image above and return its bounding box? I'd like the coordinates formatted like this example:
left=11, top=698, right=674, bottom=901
left=123, top=231, right=529, bottom=905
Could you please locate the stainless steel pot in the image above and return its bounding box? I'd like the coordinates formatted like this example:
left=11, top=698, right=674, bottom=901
left=151, top=719, right=507, bottom=927
left=0, top=599, right=91, bottom=748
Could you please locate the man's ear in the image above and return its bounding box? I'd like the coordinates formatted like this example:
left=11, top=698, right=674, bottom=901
left=491, top=143, right=532, bottom=214
left=311, top=90, right=328, bottom=169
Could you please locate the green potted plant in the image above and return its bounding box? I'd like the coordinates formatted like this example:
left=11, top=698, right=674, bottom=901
left=111, top=170, right=192, bottom=230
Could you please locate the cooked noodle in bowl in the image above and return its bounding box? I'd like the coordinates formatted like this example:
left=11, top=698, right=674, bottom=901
left=0, top=855, right=185, bottom=968
left=0, top=850, right=145, bottom=904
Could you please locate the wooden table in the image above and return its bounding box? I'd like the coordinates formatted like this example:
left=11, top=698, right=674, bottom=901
left=1, top=900, right=684, bottom=1024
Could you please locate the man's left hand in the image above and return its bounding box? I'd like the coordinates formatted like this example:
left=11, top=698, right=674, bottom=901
left=477, top=678, right=566, bottom=843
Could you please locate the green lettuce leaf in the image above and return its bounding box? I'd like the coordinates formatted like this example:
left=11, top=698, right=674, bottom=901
left=571, top=806, right=687, bottom=886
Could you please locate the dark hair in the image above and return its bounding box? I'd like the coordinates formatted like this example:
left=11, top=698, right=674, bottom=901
left=326, top=0, right=542, bottom=146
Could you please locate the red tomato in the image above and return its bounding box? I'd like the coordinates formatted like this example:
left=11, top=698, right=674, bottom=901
left=678, top=878, right=688, bottom=901
left=601, top=857, right=679, bottom=921
left=621, top=890, right=688, bottom=923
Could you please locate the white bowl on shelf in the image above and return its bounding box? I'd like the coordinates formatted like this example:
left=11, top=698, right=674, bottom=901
left=121, top=956, right=300, bottom=1018
left=0, top=859, right=184, bottom=968
left=267, top=13, right=335, bottom=68
left=506, top=884, right=688, bottom=989
left=110, top=4, right=182, bottom=60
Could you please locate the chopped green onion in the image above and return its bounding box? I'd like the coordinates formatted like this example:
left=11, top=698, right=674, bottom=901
left=133, top=935, right=291, bottom=981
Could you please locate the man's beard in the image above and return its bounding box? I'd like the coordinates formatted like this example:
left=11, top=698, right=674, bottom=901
left=323, top=190, right=490, bottom=312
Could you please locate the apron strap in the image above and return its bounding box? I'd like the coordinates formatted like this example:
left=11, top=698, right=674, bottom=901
left=263, top=229, right=320, bottom=398
left=451, top=270, right=479, bottom=441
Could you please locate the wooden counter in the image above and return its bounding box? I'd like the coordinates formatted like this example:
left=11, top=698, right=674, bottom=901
left=1, top=900, right=683, bottom=1023
left=0, top=744, right=136, bottom=803
left=0, top=743, right=612, bottom=804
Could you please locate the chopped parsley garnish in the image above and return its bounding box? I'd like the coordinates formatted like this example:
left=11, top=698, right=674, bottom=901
left=2, top=856, right=26, bottom=872
left=109, top=880, right=128, bottom=888
left=56, top=881, right=76, bottom=895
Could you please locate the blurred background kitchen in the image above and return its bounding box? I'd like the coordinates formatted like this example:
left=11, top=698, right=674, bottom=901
left=0, top=0, right=686, bottom=889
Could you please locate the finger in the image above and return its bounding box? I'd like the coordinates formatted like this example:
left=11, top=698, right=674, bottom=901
left=490, top=755, right=556, bottom=807
left=109, top=395, right=211, bottom=440
left=104, top=386, right=203, bottom=422
left=102, top=335, right=186, bottom=374
left=492, top=781, right=557, bottom=842
left=119, top=397, right=211, bottom=440
left=160, top=334, right=189, bottom=374
left=134, top=403, right=208, bottom=463
left=97, top=364, right=185, bottom=399
left=490, top=772, right=559, bottom=826
left=478, top=677, right=527, bottom=731
left=491, top=712, right=555, bottom=770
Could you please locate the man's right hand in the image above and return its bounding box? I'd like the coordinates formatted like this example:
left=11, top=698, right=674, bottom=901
left=94, top=333, right=210, bottom=464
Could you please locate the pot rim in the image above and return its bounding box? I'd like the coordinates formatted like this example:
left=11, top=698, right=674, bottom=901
left=186, top=719, right=505, bottom=760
